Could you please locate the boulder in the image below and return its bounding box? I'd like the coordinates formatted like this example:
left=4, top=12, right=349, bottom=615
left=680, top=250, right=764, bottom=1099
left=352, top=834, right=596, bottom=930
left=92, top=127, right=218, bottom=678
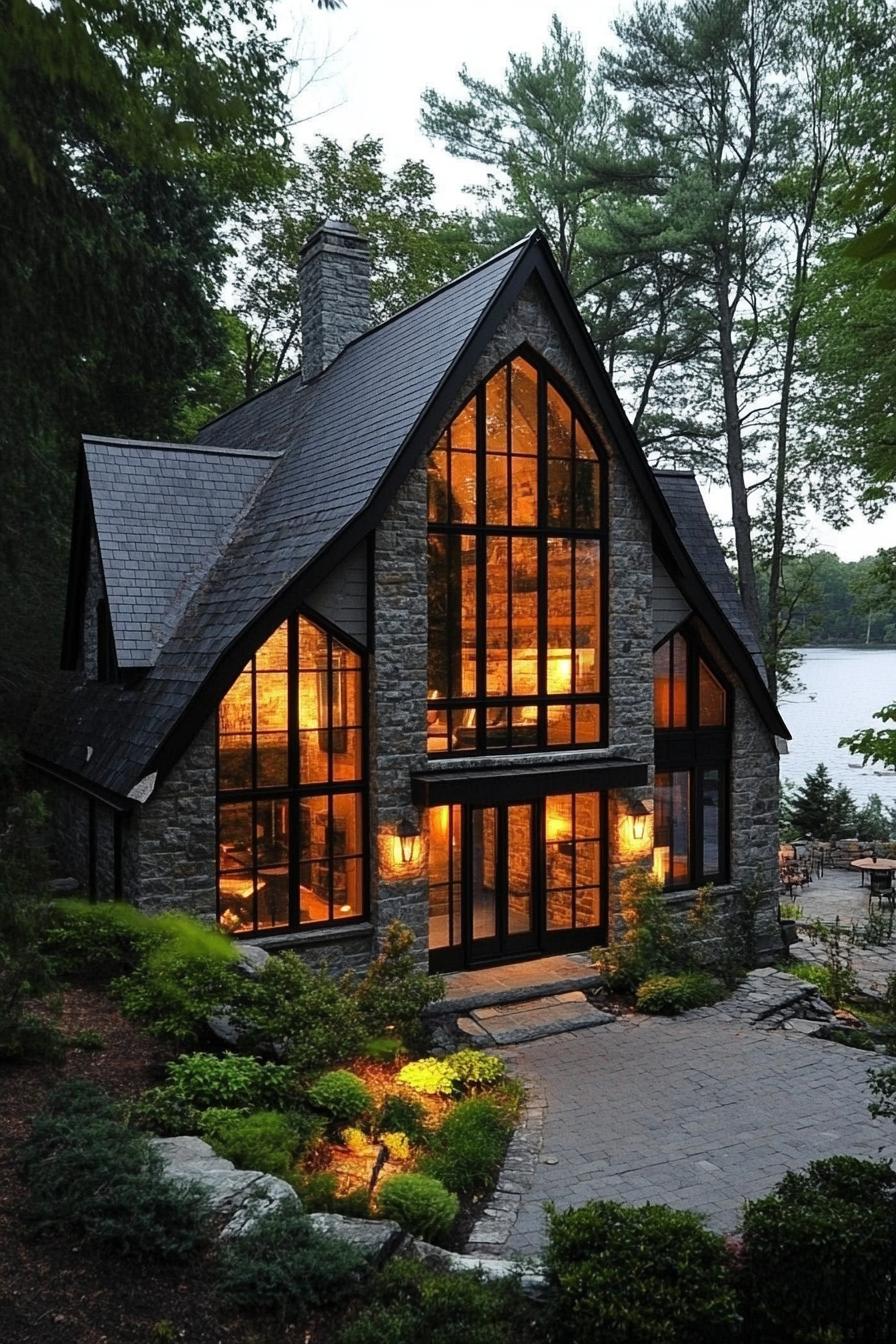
left=149, top=1135, right=298, bottom=1238
left=236, top=943, right=270, bottom=977
left=406, top=1238, right=548, bottom=1297
left=307, top=1212, right=409, bottom=1264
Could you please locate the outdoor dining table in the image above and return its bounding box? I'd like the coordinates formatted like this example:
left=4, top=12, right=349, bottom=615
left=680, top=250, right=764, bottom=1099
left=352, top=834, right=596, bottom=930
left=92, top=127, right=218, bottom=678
left=849, top=857, right=896, bottom=904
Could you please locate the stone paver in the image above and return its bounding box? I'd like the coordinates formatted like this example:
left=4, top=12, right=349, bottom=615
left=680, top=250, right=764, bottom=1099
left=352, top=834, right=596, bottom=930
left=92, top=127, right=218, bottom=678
left=459, top=991, right=614, bottom=1046
left=791, top=864, right=896, bottom=993
left=434, top=953, right=598, bottom=1013
left=495, top=998, right=896, bottom=1256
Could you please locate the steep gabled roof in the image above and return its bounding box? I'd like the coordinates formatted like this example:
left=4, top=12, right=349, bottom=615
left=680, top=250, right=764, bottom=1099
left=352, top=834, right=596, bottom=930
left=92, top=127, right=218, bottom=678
left=654, top=470, right=767, bottom=682
left=83, top=437, right=279, bottom=667
left=27, top=230, right=787, bottom=803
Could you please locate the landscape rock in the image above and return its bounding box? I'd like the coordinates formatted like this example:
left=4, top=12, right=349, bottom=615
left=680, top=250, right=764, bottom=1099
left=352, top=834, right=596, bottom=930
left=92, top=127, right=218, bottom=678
left=150, top=1136, right=298, bottom=1238
left=307, top=1212, right=409, bottom=1264
left=235, top=943, right=270, bottom=977
left=406, top=1238, right=547, bottom=1297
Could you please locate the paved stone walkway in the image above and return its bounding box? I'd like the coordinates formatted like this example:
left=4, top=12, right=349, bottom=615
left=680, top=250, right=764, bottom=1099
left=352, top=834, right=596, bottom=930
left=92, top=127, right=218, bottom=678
left=495, top=991, right=896, bottom=1257
left=791, top=864, right=896, bottom=994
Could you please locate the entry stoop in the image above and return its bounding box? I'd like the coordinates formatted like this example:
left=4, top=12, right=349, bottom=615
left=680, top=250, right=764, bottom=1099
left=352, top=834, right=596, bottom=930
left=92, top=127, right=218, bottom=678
left=457, top=990, right=614, bottom=1046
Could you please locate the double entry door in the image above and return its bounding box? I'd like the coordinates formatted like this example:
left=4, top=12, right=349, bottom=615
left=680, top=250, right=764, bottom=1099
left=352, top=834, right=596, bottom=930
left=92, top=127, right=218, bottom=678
left=428, top=801, right=538, bottom=970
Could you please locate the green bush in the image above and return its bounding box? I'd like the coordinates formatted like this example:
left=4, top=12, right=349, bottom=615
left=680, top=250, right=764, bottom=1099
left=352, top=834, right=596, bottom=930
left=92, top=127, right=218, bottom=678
left=0, top=792, right=58, bottom=1061
left=545, top=1200, right=738, bottom=1344
left=375, top=1094, right=428, bottom=1145
left=21, top=1081, right=209, bottom=1258
left=590, top=870, right=681, bottom=991
left=376, top=1173, right=459, bottom=1244
left=113, top=918, right=240, bottom=1046
left=292, top=1169, right=339, bottom=1211
left=230, top=951, right=364, bottom=1071
left=740, top=1156, right=896, bottom=1343
left=783, top=958, right=835, bottom=995
left=307, top=1069, right=373, bottom=1126
left=420, top=1098, right=512, bottom=1197
left=163, top=1051, right=294, bottom=1110
left=336, top=1257, right=538, bottom=1344
left=361, top=1034, right=407, bottom=1063
left=216, top=1200, right=365, bottom=1322
left=128, top=1086, right=202, bottom=1137
left=43, top=898, right=150, bottom=977
left=354, top=921, right=444, bottom=1042
left=397, top=1049, right=506, bottom=1096
left=635, top=971, right=724, bottom=1016
left=199, top=1109, right=304, bottom=1178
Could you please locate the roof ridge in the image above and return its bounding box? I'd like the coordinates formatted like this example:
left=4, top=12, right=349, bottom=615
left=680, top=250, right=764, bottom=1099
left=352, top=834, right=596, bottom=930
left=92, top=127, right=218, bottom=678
left=652, top=467, right=697, bottom=478
left=82, top=435, right=283, bottom=461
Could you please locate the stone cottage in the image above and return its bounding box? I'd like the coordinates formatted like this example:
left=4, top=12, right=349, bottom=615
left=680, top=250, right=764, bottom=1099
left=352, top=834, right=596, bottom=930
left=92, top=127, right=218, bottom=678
left=27, top=221, right=790, bottom=972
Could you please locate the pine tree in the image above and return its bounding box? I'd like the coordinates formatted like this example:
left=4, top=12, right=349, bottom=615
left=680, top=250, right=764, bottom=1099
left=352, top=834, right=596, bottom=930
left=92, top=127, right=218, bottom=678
left=786, top=763, right=835, bottom=838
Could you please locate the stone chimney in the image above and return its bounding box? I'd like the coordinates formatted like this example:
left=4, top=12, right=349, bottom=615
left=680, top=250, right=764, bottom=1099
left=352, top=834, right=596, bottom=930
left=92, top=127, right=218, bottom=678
left=299, top=218, right=371, bottom=380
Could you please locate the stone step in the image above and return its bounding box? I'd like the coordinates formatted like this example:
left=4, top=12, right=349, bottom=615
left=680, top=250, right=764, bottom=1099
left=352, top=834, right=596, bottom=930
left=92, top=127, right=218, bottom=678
left=457, top=990, right=614, bottom=1046
left=428, top=963, right=603, bottom=1017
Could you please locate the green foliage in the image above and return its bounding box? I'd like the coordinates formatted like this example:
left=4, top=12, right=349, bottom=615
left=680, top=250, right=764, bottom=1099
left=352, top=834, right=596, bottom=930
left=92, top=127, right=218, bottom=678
left=841, top=703, right=896, bottom=773
left=44, top=899, right=150, bottom=977
left=635, top=971, right=724, bottom=1016
left=591, top=870, right=682, bottom=991
left=741, top=1157, right=896, bottom=1342
left=353, top=920, right=444, bottom=1043
left=336, top=1257, right=538, bottom=1344
left=163, top=1051, right=294, bottom=1110
left=307, top=1070, right=373, bottom=1127
left=545, top=1200, right=738, bottom=1344
left=230, top=951, right=364, bottom=1072
left=375, top=1094, right=429, bottom=1145
left=127, top=1087, right=202, bottom=1138
left=376, top=1173, right=459, bottom=1245
left=199, top=1109, right=302, bottom=1178
left=67, top=1027, right=105, bottom=1051
left=215, top=1200, right=365, bottom=1322
left=805, top=917, right=859, bottom=1007
left=785, top=762, right=858, bottom=841
left=869, top=1064, right=896, bottom=1122
left=21, top=1082, right=208, bottom=1257
left=0, top=792, right=57, bottom=1060
left=112, top=915, right=239, bottom=1046
left=380, top=1131, right=412, bottom=1161
left=292, top=1169, right=340, bottom=1212
left=782, top=959, right=835, bottom=996
left=396, top=1049, right=506, bottom=1097
left=420, top=1099, right=513, bottom=1197
left=361, top=1034, right=407, bottom=1063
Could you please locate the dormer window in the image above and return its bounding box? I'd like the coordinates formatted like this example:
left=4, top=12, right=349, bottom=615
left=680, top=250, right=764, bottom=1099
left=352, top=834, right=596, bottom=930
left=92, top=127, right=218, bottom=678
left=652, top=629, right=731, bottom=890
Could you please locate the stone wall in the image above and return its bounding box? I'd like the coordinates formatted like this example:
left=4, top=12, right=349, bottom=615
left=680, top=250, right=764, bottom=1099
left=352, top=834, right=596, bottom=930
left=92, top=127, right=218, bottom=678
left=299, top=221, right=371, bottom=380
left=43, top=778, right=119, bottom=900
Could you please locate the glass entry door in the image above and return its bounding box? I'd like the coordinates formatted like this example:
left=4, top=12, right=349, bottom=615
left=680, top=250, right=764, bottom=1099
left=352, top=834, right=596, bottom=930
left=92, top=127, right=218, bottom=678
left=467, top=803, right=537, bottom=964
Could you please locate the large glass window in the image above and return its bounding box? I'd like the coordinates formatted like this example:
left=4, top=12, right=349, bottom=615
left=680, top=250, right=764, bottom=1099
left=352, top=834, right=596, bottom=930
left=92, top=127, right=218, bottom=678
left=652, top=630, right=730, bottom=890
left=427, top=354, right=603, bottom=755
left=217, top=614, right=365, bottom=935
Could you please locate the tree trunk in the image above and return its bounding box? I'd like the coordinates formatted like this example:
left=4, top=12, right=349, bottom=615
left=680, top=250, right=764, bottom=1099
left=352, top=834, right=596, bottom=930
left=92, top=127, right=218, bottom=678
left=766, top=306, right=799, bottom=702
left=716, top=273, right=763, bottom=640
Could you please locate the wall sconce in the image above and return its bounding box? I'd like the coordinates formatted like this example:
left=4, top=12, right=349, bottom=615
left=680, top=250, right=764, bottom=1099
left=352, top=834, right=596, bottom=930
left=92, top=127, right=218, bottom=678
left=628, top=799, right=650, bottom=842
left=393, top=815, right=421, bottom=866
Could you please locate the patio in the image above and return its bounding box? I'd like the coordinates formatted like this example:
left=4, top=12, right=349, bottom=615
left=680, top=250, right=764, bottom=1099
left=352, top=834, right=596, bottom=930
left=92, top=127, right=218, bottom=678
left=786, top=862, right=896, bottom=994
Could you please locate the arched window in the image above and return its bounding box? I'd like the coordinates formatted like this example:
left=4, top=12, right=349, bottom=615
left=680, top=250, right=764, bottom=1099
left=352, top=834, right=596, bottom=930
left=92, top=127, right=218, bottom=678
left=216, top=613, right=366, bottom=935
left=426, top=353, right=604, bottom=755
left=652, top=629, right=731, bottom=890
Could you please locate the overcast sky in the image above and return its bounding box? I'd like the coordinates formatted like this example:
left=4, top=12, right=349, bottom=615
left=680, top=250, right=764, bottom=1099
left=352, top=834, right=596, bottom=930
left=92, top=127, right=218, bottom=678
left=277, top=0, right=895, bottom=562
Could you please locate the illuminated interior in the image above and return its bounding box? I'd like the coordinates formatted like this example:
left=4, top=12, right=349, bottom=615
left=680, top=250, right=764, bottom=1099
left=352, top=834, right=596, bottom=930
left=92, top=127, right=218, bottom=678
left=427, top=354, right=602, bottom=755
left=428, top=793, right=602, bottom=955
left=652, top=629, right=729, bottom=890
left=216, top=614, right=365, bottom=934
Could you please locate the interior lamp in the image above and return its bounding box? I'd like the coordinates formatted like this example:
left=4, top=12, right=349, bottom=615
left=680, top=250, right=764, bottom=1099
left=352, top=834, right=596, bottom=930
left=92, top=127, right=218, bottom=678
left=629, top=799, right=650, bottom=842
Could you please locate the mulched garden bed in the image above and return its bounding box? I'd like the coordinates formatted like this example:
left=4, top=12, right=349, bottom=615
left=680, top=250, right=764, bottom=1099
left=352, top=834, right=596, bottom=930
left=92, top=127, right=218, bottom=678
left=0, top=986, right=335, bottom=1343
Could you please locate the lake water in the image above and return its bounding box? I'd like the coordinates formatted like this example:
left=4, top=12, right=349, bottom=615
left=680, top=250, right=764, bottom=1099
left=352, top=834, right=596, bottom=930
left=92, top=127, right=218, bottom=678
left=779, top=647, right=896, bottom=804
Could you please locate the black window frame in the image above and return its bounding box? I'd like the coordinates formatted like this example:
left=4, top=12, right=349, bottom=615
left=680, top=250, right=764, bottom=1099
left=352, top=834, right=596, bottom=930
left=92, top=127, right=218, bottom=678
left=215, top=607, right=369, bottom=937
left=426, top=345, right=608, bottom=757
left=653, top=625, right=732, bottom=891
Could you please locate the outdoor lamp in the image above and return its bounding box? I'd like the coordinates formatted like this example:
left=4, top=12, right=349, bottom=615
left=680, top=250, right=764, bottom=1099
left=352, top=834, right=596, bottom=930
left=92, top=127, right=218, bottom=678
left=395, top=815, right=421, bottom=865
left=629, top=799, right=650, bottom=842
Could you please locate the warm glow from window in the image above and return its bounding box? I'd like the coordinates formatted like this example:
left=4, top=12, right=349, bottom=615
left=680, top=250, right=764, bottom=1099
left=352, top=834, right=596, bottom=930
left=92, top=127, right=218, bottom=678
left=427, top=355, right=603, bottom=755
left=216, top=615, right=366, bottom=935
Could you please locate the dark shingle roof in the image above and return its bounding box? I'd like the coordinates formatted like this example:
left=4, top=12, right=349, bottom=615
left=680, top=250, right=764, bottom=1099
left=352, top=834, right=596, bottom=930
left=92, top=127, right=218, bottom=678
left=85, top=438, right=278, bottom=667
left=28, top=239, right=531, bottom=798
left=654, top=470, right=767, bottom=683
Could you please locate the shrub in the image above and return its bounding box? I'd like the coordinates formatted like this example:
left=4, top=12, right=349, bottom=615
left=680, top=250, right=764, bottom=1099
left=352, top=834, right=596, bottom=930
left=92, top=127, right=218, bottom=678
left=43, top=899, right=149, bottom=977
left=635, top=970, right=724, bottom=1015
left=335, top=1186, right=372, bottom=1218
left=199, top=1109, right=303, bottom=1178
left=380, top=1130, right=412, bottom=1160
left=216, top=1200, right=365, bottom=1322
left=163, top=1051, right=294, bottom=1110
left=128, top=1087, right=202, bottom=1138
left=336, top=1257, right=538, bottom=1344
left=396, top=1049, right=506, bottom=1096
left=307, top=1069, right=373, bottom=1126
left=0, top=792, right=58, bottom=1061
left=740, top=1156, right=896, bottom=1343
left=68, top=1027, right=105, bottom=1051
left=805, top=916, right=859, bottom=1007
left=545, top=1200, right=738, bottom=1344
left=292, top=1169, right=339, bottom=1211
left=113, top=920, right=241, bottom=1046
left=354, top=921, right=444, bottom=1042
left=231, top=951, right=364, bottom=1071
left=590, top=869, right=681, bottom=991
left=870, top=1064, right=896, bottom=1121
left=375, top=1093, right=428, bottom=1145
left=420, top=1098, right=512, bottom=1197
left=376, top=1173, right=459, bottom=1244
left=782, top=959, right=833, bottom=993
left=21, top=1081, right=209, bottom=1257
left=361, top=1034, right=407, bottom=1063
